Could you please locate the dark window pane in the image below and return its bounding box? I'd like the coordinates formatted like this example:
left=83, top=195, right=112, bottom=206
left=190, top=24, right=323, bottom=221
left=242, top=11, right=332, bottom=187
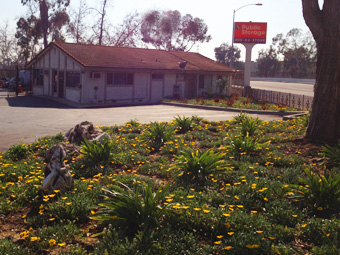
left=152, top=74, right=164, bottom=80
left=66, top=72, right=80, bottom=88
left=199, top=75, right=204, bottom=89
left=107, top=73, right=113, bottom=84
left=127, top=73, right=133, bottom=84
left=114, top=73, right=126, bottom=84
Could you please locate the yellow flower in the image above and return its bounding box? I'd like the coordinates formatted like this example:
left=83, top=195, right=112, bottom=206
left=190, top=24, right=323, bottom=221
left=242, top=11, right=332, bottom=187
left=292, top=215, right=298, bottom=218
left=224, top=246, right=232, bottom=250
left=227, top=232, right=234, bottom=235
left=217, top=235, right=223, bottom=239
left=301, top=224, right=307, bottom=228
left=203, top=210, right=210, bottom=213
left=187, top=195, right=195, bottom=199
left=214, top=240, right=222, bottom=245
left=255, top=230, right=263, bottom=233
left=49, top=239, right=56, bottom=246
left=193, top=208, right=201, bottom=211
left=30, top=236, right=40, bottom=242
left=58, top=242, right=66, bottom=247
left=267, top=236, right=276, bottom=240
left=49, top=218, right=55, bottom=221
left=246, top=244, right=259, bottom=248
left=222, top=213, right=230, bottom=217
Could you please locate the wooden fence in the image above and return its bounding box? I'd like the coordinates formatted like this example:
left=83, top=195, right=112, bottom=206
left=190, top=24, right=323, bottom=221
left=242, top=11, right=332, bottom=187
left=250, top=88, right=313, bottom=111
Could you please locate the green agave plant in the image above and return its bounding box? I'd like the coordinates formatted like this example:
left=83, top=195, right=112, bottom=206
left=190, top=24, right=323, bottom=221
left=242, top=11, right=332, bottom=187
left=91, top=182, right=169, bottom=237
left=81, top=138, right=116, bottom=166
left=321, top=139, right=340, bottom=168
left=288, top=168, right=340, bottom=212
left=173, top=115, right=194, bottom=134
left=227, top=133, right=270, bottom=158
left=141, top=121, right=175, bottom=151
left=173, top=148, right=228, bottom=184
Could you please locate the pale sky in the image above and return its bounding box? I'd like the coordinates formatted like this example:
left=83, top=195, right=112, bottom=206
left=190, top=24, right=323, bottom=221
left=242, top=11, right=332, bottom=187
left=1, top=0, right=320, bottom=61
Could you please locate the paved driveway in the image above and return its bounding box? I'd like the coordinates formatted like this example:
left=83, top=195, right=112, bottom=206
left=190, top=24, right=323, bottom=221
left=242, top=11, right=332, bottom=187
left=0, top=96, right=282, bottom=152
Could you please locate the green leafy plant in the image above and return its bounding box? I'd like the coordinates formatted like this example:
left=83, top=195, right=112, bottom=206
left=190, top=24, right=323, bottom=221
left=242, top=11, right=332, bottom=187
left=299, top=112, right=310, bottom=128
left=0, top=239, right=28, bottom=255
left=191, top=115, right=203, bottom=124
left=321, top=139, right=340, bottom=168
left=227, top=133, right=269, bottom=158
left=3, top=144, right=31, bottom=161
left=288, top=169, right=340, bottom=212
left=91, top=183, right=169, bottom=238
left=173, top=115, right=194, bottom=134
left=233, top=112, right=260, bottom=137
left=126, top=119, right=140, bottom=127
left=173, top=148, right=227, bottom=184
left=80, top=138, right=116, bottom=166
left=141, top=121, right=174, bottom=151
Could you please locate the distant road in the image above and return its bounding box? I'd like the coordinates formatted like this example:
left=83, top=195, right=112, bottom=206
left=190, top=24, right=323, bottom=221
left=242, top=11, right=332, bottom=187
left=250, top=81, right=314, bottom=97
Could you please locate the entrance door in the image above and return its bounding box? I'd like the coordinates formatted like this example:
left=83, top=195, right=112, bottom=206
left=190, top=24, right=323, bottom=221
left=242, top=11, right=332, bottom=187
left=151, top=74, right=164, bottom=103
left=58, top=71, right=64, bottom=98
left=184, top=74, right=197, bottom=99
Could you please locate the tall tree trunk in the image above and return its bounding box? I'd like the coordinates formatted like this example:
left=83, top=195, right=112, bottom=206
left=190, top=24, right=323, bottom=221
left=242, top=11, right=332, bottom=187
left=40, top=0, right=49, bottom=48
left=302, top=0, right=340, bottom=145
left=98, top=0, right=107, bottom=45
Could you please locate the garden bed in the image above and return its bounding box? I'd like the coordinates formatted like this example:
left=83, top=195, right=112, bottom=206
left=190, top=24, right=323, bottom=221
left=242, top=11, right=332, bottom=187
left=0, top=114, right=339, bottom=254
left=163, top=96, right=301, bottom=114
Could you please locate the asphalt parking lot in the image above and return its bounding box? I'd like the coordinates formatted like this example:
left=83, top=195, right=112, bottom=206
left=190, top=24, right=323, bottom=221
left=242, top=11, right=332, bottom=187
left=0, top=96, right=282, bottom=152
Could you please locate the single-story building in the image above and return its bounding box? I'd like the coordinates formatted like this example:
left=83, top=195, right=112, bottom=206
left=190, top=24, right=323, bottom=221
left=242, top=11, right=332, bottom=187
left=27, top=42, right=235, bottom=105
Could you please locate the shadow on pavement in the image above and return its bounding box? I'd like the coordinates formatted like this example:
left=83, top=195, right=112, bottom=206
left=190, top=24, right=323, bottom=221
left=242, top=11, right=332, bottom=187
left=4, top=96, right=73, bottom=109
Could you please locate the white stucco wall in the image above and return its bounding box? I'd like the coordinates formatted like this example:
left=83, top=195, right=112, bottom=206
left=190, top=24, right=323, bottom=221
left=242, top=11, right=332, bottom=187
left=82, top=72, right=105, bottom=103
left=50, top=48, right=58, bottom=68
left=106, top=86, right=133, bottom=101
left=134, top=73, right=148, bottom=99
left=65, top=88, right=81, bottom=103
left=32, top=86, right=43, bottom=96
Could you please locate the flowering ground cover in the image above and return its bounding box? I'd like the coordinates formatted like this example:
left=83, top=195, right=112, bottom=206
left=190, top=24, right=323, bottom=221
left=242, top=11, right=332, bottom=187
left=1, top=114, right=340, bottom=254
left=165, top=95, right=298, bottom=112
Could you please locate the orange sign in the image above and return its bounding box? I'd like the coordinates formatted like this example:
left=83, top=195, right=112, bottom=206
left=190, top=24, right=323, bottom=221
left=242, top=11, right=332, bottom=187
left=234, top=22, right=267, bottom=44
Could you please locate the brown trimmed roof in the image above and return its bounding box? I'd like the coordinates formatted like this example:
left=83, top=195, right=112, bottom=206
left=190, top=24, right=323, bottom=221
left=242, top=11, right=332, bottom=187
left=29, top=41, right=234, bottom=73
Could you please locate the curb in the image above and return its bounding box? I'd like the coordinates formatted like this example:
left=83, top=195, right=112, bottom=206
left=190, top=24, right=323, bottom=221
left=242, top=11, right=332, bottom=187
left=162, top=102, right=306, bottom=117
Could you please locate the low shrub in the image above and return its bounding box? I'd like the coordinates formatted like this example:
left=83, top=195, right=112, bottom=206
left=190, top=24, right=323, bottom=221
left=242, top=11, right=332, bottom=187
left=91, top=183, right=169, bottom=239
left=81, top=138, right=116, bottom=167
left=173, top=148, right=228, bottom=185
left=321, top=139, right=340, bottom=168
left=173, top=115, right=194, bottom=134
left=140, top=122, right=175, bottom=151
left=288, top=168, right=340, bottom=213
left=3, top=144, right=30, bottom=161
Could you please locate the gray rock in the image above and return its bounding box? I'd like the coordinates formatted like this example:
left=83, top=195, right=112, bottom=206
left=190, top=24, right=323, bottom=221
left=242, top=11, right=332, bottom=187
left=41, top=144, right=74, bottom=194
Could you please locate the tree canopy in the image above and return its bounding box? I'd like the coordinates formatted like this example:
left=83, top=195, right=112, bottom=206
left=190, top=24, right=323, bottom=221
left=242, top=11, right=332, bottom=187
left=214, top=43, right=244, bottom=70
left=140, top=10, right=211, bottom=51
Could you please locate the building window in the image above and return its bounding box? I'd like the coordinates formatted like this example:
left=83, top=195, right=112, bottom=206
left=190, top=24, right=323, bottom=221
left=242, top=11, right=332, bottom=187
left=90, top=72, right=101, bottom=79
left=66, top=72, right=81, bottom=88
left=113, top=73, right=133, bottom=85
left=199, top=74, right=212, bottom=89
left=107, top=73, right=113, bottom=85
left=33, top=69, right=44, bottom=86
left=152, top=74, right=164, bottom=80
left=199, top=75, right=204, bottom=89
